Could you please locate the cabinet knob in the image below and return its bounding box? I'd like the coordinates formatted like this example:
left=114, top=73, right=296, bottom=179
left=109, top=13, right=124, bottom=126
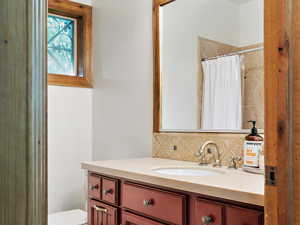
left=201, top=216, right=214, bottom=225
left=89, top=185, right=99, bottom=190
left=143, top=199, right=154, bottom=206
left=103, top=189, right=113, bottom=195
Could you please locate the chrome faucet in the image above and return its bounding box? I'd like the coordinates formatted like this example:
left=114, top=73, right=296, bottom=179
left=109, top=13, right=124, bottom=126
left=196, top=141, right=222, bottom=167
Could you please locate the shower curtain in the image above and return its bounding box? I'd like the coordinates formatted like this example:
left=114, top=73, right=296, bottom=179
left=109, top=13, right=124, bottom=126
left=201, top=55, right=242, bottom=130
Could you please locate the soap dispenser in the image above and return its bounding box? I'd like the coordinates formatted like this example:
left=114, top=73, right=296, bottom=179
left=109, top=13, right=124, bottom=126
left=245, top=121, right=263, bottom=142
left=243, top=121, right=264, bottom=168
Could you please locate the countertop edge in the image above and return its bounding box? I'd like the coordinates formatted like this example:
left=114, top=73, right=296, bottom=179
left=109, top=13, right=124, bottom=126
left=81, top=162, right=264, bottom=207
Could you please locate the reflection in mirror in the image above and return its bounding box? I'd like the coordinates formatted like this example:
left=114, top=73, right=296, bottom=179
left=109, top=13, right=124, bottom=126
left=159, top=0, right=264, bottom=132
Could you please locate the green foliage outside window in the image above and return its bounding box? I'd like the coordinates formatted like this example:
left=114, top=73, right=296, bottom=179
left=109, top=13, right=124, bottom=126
left=48, top=14, right=76, bottom=75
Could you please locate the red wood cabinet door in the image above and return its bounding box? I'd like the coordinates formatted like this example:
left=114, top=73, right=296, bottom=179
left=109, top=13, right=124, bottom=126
left=122, top=182, right=185, bottom=225
left=89, top=174, right=101, bottom=200
left=89, top=200, right=118, bottom=225
left=226, top=206, right=264, bottom=225
left=122, top=211, right=164, bottom=225
left=195, top=199, right=224, bottom=225
left=102, top=177, right=118, bottom=205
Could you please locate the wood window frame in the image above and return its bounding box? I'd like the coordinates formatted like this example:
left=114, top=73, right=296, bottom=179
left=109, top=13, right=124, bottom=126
left=48, top=0, right=93, bottom=88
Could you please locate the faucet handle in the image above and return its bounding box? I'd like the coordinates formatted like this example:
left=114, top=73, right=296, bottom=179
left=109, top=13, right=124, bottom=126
left=236, top=156, right=242, bottom=162
left=228, top=156, right=242, bottom=169
left=196, top=149, right=209, bottom=165
left=212, top=159, right=222, bottom=168
left=230, top=156, right=242, bottom=160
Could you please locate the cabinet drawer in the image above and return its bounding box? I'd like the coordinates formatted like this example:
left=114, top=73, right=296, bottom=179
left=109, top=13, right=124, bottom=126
left=122, top=182, right=186, bottom=225
left=195, top=199, right=224, bottom=225
left=88, top=200, right=118, bottom=225
left=122, top=211, right=164, bottom=225
left=88, top=174, right=101, bottom=200
left=102, top=177, right=118, bottom=205
left=226, top=206, right=264, bottom=225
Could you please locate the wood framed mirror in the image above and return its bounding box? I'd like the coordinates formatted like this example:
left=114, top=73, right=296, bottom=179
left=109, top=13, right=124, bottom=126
left=153, top=0, right=264, bottom=134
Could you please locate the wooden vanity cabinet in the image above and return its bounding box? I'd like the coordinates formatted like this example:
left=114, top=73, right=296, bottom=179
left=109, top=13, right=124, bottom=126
left=88, top=200, right=118, bottom=225
left=225, top=205, right=264, bottom=225
left=194, top=198, right=264, bottom=225
left=87, top=172, right=264, bottom=225
left=88, top=174, right=101, bottom=200
left=88, top=173, right=119, bottom=205
left=102, top=177, right=119, bottom=205
left=195, top=199, right=224, bottom=225
left=122, top=182, right=186, bottom=225
left=122, top=211, right=165, bottom=225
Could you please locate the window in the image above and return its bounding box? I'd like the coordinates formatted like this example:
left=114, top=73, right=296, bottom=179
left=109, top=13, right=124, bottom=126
left=48, top=0, right=92, bottom=88
left=48, top=14, right=77, bottom=76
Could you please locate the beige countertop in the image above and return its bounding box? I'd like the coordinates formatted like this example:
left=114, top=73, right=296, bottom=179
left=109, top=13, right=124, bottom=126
left=81, top=157, right=264, bottom=206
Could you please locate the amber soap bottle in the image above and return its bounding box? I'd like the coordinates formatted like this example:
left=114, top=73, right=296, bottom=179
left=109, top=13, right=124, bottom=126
left=245, top=121, right=263, bottom=141
left=243, top=121, right=264, bottom=168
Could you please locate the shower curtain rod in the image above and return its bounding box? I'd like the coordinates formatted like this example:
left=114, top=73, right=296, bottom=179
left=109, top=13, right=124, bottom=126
left=201, top=46, right=264, bottom=61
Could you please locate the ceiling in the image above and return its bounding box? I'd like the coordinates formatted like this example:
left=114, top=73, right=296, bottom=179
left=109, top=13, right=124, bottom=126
left=227, top=0, right=255, bottom=5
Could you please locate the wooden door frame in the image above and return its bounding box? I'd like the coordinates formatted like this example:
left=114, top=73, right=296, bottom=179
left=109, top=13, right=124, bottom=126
left=0, top=0, right=47, bottom=225
left=264, top=0, right=296, bottom=224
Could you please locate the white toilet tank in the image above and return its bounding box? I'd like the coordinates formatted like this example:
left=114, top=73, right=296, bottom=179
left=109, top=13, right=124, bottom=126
left=48, top=209, right=87, bottom=225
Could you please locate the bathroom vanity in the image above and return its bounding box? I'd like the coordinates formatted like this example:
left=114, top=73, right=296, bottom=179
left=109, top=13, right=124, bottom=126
left=82, top=158, right=264, bottom=225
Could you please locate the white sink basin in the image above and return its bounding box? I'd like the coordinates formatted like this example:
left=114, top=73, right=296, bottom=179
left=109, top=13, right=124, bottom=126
left=153, top=167, right=225, bottom=177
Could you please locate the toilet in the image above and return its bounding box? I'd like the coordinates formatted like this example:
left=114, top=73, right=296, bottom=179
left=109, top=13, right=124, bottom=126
left=48, top=209, right=87, bottom=225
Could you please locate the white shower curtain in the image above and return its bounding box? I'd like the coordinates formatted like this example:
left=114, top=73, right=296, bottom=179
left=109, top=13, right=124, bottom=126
left=201, top=55, right=242, bottom=130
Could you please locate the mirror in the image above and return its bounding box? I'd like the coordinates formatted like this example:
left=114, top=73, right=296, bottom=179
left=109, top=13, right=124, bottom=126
left=154, top=0, right=264, bottom=133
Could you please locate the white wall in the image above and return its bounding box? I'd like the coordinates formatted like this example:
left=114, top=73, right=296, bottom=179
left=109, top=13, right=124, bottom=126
left=48, top=0, right=152, bottom=213
left=48, top=0, right=93, bottom=214
left=92, top=0, right=153, bottom=160
left=238, top=0, right=264, bottom=46
left=48, top=86, right=93, bottom=213
left=72, top=0, right=92, bottom=5
left=161, top=0, right=240, bottom=129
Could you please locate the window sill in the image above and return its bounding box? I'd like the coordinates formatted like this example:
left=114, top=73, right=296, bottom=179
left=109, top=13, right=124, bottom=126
left=48, top=74, right=93, bottom=88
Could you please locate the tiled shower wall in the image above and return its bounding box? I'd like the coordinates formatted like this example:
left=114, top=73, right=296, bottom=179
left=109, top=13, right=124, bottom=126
left=242, top=48, right=264, bottom=129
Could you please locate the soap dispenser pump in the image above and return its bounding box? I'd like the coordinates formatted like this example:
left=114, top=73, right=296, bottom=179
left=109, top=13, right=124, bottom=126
left=243, top=121, right=264, bottom=168
left=245, top=120, right=263, bottom=141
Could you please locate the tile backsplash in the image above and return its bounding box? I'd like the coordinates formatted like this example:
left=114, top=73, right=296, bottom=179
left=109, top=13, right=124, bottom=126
left=153, top=132, right=246, bottom=166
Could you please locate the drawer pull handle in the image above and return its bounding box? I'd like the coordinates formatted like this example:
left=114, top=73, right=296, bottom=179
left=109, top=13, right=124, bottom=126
left=93, top=205, right=108, bottom=213
left=143, top=199, right=154, bottom=206
left=201, top=216, right=214, bottom=225
left=89, top=185, right=99, bottom=190
left=103, top=189, right=113, bottom=195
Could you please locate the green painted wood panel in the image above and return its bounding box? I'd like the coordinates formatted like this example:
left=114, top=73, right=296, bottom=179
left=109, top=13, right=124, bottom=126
left=0, top=0, right=47, bottom=225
